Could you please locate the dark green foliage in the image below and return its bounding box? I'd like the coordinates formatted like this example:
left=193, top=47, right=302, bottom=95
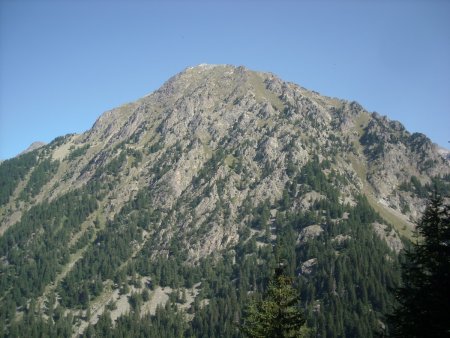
left=66, top=144, right=90, bottom=161
left=148, top=141, right=164, bottom=154
left=297, top=157, right=340, bottom=202
left=142, top=288, right=150, bottom=302
left=0, top=183, right=99, bottom=328
left=1, top=156, right=403, bottom=337
left=411, top=176, right=427, bottom=196
left=128, top=292, right=142, bottom=312
left=58, top=217, right=144, bottom=308
left=48, top=134, right=73, bottom=149
left=407, top=132, right=430, bottom=154
left=389, top=195, right=450, bottom=337
left=297, top=206, right=399, bottom=337
left=431, top=174, right=450, bottom=196
left=127, top=148, right=143, bottom=167
left=359, top=121, right=387, bottom=160
left=240, top=268, right=306, bottom=337
left=21, top=158, right=59, bottom=198
left=251, top=200, right=270, bottom=231
left=6, top=302, right=74, bottom=338
left=94, top=150, right=127, bottom=178
left=3, top=67, right=445, bottom=338
left=0, top=150, right=38, bottom=206
left=57, top=187, right=161, bottom=309
left=93, top=191, right=396, bottom=338
left=399, top=175, right=450, bottom=198
left=82, top=304, right=187, bottom=338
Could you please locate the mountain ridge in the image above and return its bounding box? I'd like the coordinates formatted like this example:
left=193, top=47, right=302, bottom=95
left=2, top=64, right=449, bottom=239
left=1, top=64, right=449, bottom=337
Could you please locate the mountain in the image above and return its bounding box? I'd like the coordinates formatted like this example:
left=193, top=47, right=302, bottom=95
left=1, top=64, right=449, bottom=337
left=19, top=141, right=47, bottom=156
left=437, top=145, right=450, bottom=161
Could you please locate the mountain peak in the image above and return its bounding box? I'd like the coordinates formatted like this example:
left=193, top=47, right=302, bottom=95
left=1, top=65, right=450, bottom=337
left=18, top=141, right=46, bottom=156
left=186, top=63, right=230, bottom=70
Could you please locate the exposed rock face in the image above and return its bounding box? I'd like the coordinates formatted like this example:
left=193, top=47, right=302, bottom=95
left=301, top=258, right=318, bottom=275
left=298, top=225, right=324, bottom=244
left=361, top=116, right=446, bottom=198
left=1, top=64, right=449, bottom=334
left=332, top=234, right=351, bottom=244
left=2, top=64, right=449, bottom=256
left=437, top=146, right=450, bottom=161
left=372, top=222, right=404, bottom=254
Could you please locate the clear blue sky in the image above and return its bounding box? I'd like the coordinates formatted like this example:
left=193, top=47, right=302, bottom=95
left=1, top=0, right=449, bottom=160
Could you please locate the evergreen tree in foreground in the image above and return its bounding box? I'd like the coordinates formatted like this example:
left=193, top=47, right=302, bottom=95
left=240, top=266, right=307, bottom=338
left=389, top=194, right=450, bottom=337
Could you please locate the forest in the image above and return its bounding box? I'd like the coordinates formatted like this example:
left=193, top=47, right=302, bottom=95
left=0, top=150, right=449, bottom=337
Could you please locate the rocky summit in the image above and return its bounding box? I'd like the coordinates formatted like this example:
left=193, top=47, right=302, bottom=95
left=1, top=64, right=449, bottom=337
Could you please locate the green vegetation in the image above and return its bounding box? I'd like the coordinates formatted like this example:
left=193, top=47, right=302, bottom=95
left=66, top=144, right=90, bottom=161
left=21, top=158, right=60, bottom=199
left=2, top=65, right=449, bottom=338
left=58, top=189, right=155, bottom=309
left=0, top=151, right=38, bottom=206
left=48, top=134, right=74, bottom=149
left=75, top=160, right=399, bottom=337
left=240, top=267, right=307, bottom=337
left=0, top=153, right=405, bottom=338
left=82, top=305, right=187, bottom=338
left=389, top=194, right=450, bottom=337
left=129, top=197, right=394, bottom=337
left=399, top=174, right=450, bottom=198
left=6, top=301, right=73, bottom=338
left=0, top=182, right=100, bottom=328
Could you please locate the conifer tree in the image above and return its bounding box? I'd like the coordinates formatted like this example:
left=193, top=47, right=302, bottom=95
left=389, top=194, right=450, bottom=337
left=240, top=266, right=306, bottom=338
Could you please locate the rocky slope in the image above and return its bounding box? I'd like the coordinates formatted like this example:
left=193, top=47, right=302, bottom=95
left=19, top=141, right=47, bottom=156
left=1, top=64, right=449, bottom=336
left=3, top=65, right=448, bottom=235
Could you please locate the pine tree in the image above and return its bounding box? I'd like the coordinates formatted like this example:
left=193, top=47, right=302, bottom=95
left=389, top=194, right=450, bottom=337
left=240, top=267, right=307, bottom=338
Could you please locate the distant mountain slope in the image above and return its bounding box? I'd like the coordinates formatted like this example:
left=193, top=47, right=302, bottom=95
left=1, top=64, right=449, bottom=337
left=19, top=141, right=47, bottom=156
